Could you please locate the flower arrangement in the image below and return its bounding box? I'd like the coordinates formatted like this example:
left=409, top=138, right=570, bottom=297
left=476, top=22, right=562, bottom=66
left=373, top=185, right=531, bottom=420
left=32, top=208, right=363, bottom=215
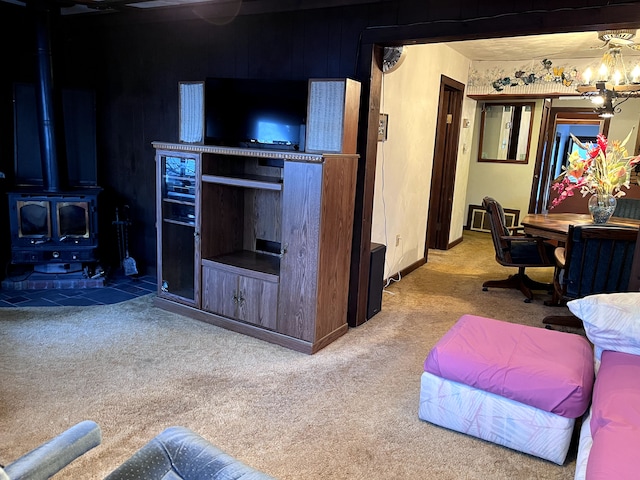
left=550, top=130, right=640, bottom=208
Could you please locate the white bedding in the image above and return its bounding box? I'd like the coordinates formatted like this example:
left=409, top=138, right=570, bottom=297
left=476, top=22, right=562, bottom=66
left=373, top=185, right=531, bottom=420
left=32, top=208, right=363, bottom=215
left=418, top=371, right=575, bottom=465
left=574, top=410, right=592, bottom=480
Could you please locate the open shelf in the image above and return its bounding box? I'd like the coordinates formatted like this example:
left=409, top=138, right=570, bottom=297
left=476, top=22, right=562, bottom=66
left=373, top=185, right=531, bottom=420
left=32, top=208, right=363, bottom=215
left=162, top=198, right=195, bottom=225
left=163, top=218, right=195, bottom=227
left=202, top=173, right=283, bottom=191
left=165, top=191, right=195, bottom=202
left=202, top=250, right=280, bottom=282
left=163, top=197, right=195, bottom=206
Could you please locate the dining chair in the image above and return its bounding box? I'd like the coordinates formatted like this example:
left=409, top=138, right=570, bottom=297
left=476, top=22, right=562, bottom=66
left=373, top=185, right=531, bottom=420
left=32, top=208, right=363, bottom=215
left=613, top=198, right=640, bottom=220
left=481, top=196, right=556, bottom=302
left=543, top=224, right=638, bottom=327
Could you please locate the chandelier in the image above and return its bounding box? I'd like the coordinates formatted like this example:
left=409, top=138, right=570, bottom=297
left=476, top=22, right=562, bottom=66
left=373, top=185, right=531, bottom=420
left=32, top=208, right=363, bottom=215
left=576, top=30, right=640, bottom=118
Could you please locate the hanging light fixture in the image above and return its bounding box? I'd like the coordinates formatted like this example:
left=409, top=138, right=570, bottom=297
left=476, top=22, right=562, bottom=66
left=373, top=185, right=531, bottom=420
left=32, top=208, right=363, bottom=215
left=576, top=30, right=640, bottom=117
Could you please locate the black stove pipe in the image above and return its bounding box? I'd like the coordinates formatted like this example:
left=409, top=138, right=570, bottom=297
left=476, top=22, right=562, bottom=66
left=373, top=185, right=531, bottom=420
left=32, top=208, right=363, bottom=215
left=32, top=0, right=64, bottom=192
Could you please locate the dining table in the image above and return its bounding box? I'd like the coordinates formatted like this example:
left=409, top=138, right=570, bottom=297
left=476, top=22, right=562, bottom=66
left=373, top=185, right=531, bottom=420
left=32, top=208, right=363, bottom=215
left=521, top=213, right=640, bottom=243
left=521, top=212, right=640, bottom=291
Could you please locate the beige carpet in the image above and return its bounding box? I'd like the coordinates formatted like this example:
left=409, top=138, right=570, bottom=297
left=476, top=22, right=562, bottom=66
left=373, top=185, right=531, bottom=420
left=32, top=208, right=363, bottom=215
left=0, top=231, right=582, bottom=479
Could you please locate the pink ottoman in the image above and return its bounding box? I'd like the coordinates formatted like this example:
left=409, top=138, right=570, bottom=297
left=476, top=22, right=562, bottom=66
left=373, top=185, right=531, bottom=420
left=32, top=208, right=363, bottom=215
left=419, top=314, right=594, bottom=464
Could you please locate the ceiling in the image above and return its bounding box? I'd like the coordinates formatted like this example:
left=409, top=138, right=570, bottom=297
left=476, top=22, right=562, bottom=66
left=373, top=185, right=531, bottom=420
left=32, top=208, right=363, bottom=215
left=444, top=30, right=640, bottom=62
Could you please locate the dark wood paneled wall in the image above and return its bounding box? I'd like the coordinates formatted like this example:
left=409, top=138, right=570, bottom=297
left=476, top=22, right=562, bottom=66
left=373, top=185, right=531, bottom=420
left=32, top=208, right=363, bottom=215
left=65, top=6, right=371, bottom=276
left=0, top=5, right=35, bottom=270
left=2, top=0, right=640, bottom=326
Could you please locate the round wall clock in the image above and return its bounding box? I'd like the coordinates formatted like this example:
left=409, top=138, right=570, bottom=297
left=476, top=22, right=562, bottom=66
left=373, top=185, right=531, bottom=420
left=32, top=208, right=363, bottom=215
left=383, top=46, right=407, bottom=73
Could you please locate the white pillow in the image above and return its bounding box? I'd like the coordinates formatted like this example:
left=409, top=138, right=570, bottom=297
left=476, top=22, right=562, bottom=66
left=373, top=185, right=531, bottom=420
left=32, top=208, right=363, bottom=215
left=568, top=292, right=640, bottom=355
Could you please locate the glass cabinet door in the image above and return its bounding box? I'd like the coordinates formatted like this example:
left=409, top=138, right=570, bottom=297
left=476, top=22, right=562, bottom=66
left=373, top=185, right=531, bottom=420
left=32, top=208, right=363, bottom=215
left=157, top=152, right=199, bottom=305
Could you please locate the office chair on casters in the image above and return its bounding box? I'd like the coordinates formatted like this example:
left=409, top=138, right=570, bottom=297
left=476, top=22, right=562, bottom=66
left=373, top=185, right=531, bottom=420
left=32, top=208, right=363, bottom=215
left=543, top=224, right=638, bottom=328
left=481, top=196, right=556, bottom=302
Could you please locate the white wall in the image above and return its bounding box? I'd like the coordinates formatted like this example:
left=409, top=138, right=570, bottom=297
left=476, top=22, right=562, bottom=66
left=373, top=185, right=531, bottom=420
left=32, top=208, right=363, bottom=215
left=607, top=98, right=640, bottom=153
left=464, top=99, right=545, bottom=220
left=371, top=46, right=640, bottom=282
left=550, top=97, right=640, bottom=154
left=462, top=97, right=640, bottom=225
left=371, top=44, right=471, bottom=279
left=551, top=98, right=640, bottom=150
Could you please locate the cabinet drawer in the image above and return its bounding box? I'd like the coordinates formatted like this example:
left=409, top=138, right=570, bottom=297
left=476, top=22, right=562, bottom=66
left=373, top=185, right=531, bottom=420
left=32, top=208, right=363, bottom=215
left=202, top=265, right=278, bottom=330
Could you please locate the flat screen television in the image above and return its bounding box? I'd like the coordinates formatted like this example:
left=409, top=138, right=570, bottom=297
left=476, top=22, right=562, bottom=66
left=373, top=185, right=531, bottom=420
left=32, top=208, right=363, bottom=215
left=204, top=78, right=308, bottom=150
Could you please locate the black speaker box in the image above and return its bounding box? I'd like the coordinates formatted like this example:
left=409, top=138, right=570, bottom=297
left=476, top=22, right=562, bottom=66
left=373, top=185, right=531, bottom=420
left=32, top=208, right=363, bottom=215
left=367, top=242, right=386, bottom=320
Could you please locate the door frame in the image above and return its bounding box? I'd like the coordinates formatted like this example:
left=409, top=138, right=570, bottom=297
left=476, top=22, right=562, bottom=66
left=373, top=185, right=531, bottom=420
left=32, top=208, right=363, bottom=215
left=529, top=106, right=610, bottom=213
left=349, top=15, right=640, bottom=328
left=426, top=75, right=465, bottom=253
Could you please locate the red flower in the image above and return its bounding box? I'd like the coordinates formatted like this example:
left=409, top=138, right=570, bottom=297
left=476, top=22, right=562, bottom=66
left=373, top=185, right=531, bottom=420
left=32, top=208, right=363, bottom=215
left=597, top=133, right=608, bottom=153
left=588, top=144, right=601, bottom=159
left=550, top=131, right=638, bottom=209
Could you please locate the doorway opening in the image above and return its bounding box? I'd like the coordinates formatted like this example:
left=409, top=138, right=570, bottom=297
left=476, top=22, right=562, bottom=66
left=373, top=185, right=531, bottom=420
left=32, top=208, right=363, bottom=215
left=530, top=107, right=609, bottom=213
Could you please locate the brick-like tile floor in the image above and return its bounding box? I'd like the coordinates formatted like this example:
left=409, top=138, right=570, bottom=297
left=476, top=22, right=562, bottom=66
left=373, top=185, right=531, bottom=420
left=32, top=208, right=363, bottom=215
left=0, top=272, right=156, bottom=307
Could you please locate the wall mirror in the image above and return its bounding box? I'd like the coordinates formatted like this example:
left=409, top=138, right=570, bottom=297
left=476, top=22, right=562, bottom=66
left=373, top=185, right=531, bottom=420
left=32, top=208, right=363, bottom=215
left=478, top=102, right=535, bottom=163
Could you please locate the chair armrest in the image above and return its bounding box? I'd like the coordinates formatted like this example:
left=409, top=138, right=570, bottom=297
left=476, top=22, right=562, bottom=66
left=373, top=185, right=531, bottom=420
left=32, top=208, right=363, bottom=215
left=105, top=426, right=274, bottom=480
left=499, top=234, right=547, bottom=243
left=500, top=234, right=554, bottom=263
left=553, top=246, right=566, bottom=267
left=3, top=421, right=101, bottom=480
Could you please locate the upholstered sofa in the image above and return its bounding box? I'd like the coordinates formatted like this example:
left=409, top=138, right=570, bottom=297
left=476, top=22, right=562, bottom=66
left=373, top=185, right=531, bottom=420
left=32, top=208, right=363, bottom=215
left=1, top=424, right=273, bottom=480
left=568, top=292, right=640, bottom=480
left=0, top=420, right=101, bottom=480
left=105, top=426, right=275, bottom=480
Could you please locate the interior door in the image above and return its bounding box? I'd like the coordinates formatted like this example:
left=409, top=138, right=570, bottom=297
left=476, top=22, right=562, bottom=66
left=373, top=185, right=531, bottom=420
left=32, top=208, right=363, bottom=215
left=426, top=75, right=464, bottom=251
left=529, top=107, right=609, bottom=213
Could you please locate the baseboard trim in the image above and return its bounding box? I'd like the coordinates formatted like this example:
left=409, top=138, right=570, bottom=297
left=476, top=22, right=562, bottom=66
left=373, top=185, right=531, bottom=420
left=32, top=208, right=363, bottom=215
left=448, top=235, right=464, bottom=249
left=384, top=257, right=425, bottom=285
left=383, top=234, right=466, bottom=285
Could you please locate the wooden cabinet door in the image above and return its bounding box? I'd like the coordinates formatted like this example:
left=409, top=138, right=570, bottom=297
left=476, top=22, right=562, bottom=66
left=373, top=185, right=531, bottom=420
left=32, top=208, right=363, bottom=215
left=201, top=266, right=237, bottom=318
left=278, top=160, right=322, bottom=341
left=203, top=264, right=278, bottom=329
left=237, top=276, right=278, bottom=330
left=156, top=150, right=201, bottom=307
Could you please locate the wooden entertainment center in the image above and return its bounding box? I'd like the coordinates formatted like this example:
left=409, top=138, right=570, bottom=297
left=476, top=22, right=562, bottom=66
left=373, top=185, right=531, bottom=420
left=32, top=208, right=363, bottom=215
left=153, top=78, right=361, bottom=354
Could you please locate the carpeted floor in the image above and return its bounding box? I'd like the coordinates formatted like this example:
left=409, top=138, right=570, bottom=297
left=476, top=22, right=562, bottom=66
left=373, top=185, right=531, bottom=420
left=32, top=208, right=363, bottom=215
left=0, top=231, right=582, bottom=479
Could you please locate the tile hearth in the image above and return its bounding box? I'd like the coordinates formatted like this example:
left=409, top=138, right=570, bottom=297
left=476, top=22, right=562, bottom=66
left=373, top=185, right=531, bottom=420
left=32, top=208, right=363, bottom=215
left=0, top=272, right=156, bottom=307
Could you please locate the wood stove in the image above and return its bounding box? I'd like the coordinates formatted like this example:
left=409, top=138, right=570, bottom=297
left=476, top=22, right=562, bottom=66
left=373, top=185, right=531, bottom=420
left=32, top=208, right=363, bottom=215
left=4, top=1, right=102, bottom=286
left=8, top=189, right=100, bottom=268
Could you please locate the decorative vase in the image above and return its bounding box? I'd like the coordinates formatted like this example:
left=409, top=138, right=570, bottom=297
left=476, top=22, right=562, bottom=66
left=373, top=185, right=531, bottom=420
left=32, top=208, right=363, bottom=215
left=588, top=193, right=617, bottom=224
